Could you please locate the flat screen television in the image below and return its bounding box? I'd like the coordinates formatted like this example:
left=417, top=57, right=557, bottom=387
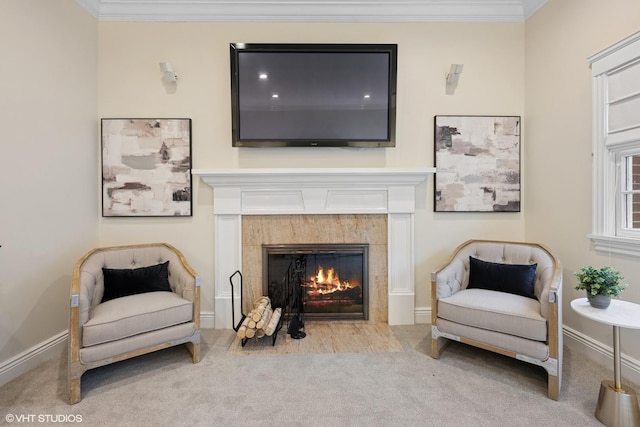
left=230, top=43, right=397, bottom=148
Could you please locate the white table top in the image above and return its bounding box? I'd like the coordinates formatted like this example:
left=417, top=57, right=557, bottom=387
left=571, top=298, right=640, bottom=329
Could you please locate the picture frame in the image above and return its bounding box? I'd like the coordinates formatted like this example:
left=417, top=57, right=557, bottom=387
left=434, top=115, right=521, bottom=212
left=101, top=118, right=192, bottom=217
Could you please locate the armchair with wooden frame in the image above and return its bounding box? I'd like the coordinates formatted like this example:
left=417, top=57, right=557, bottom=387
left=68, top=243, right=200, bottom=404
left=431, top=239, right=562, bottom=400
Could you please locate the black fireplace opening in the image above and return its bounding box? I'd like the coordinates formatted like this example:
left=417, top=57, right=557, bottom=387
left=263, top=244, right=369, bottom=321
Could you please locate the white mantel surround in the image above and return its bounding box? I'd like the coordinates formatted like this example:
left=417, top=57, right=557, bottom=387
left=192, top=167, right=434, bottom=328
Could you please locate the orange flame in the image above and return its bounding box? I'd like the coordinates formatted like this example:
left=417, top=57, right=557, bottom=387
left=308, top=266, right=356, bottom=295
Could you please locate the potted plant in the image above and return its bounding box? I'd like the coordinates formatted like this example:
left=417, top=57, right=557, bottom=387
left=574, top=266, right=627, bottom=309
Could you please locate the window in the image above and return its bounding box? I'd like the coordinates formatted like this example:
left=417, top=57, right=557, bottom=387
left=619, top=153, right=640, bottom=237
left=588, top=31, right=640, bottom=256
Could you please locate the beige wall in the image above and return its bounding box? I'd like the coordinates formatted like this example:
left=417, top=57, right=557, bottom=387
left=0, top=1, right=98, bottom=364
left=525, top=0, right=640, bottom=365
left=97, top=22, right=526, bottom=320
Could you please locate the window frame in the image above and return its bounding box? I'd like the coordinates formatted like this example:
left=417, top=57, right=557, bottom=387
left=616, top=151, right=640, bottom=239
left=588, top=31, right=640, bottom=257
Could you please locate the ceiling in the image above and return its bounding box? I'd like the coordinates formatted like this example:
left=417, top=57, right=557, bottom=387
left=75, top=0, right=549, bottom=22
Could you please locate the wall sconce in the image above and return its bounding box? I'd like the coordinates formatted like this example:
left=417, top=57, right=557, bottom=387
left=446, top=64, right=463, bottom=95
left=159, top=62, right=178, bottom=83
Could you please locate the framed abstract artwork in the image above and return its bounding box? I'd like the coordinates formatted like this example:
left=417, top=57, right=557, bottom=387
left=434, top=115, right=521, bottom=212
left=101, top=118, right=192, bottom=217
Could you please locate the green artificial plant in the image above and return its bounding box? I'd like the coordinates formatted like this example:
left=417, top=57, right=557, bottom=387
left=574, top=265, right=628, bottom=297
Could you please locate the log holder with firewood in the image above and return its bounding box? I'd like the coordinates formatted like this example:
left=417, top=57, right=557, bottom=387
left=230, top=270, right=284, bottom=347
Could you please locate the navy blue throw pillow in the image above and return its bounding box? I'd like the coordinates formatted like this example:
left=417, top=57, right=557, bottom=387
left=467, top=256, right=537, bottom=299
left=102, top=261, right=171, bottom=303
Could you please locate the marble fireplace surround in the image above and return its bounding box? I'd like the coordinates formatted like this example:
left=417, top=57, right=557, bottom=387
left=193, top=168, right=434, bottom=329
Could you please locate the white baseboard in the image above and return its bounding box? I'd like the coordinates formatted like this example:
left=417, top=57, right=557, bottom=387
left=200, top=311, right=215, bottom=329
left=563, top=325, right=640, bottom=387
left=0, top=331, right=67, bottom=388
left=414, top=306, right=431, bottom=324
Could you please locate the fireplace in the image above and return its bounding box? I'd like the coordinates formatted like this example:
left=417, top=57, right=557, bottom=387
left=192, top=167, right=433, bottom=328
left=263, top=244, right=368, bottom=321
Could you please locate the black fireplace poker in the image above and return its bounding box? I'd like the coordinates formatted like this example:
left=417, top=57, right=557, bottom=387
left=286, top=258, right=307, bottom=340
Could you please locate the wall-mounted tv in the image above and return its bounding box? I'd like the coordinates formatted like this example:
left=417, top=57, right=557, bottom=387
left=230, top=43, right=397, bottom=148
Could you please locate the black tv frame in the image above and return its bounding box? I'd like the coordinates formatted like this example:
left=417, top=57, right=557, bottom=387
left=230, top=43, right=398, bottom=148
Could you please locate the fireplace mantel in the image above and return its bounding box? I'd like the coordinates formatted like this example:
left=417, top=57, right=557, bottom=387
left=194, top=167, right=434, bottom=187
left=193, top=167, right=434, bottom=328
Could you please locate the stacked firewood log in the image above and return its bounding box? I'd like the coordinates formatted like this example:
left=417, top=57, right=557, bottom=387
left=236, top=296, right=282, bottom=339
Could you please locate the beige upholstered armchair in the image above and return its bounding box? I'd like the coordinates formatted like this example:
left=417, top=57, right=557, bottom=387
left=431, top=239, right=562, bottom=400
left=68, top=243, right=200, bottom=404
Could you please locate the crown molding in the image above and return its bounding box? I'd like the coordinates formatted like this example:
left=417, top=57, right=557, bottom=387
left=522, top=0, right=547, bottom=19
left=75, top=0, right=548, bottom=23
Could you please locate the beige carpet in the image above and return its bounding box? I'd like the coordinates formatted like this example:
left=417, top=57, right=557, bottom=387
left=2, top=324, right=635, bottom=426
left=227, top=322, right=404, bottom=355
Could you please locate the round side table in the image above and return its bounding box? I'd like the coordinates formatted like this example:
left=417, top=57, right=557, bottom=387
left=571, top=298, right=640, bottom=427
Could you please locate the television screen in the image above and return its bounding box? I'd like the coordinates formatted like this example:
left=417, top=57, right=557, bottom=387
left=230, top=43, right=397, bottom=147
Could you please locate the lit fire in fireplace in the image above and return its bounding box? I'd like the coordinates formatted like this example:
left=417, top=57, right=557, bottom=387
left=305, top=266, right=360, bottom=297
left=263, top=244, right=368, bottom=319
